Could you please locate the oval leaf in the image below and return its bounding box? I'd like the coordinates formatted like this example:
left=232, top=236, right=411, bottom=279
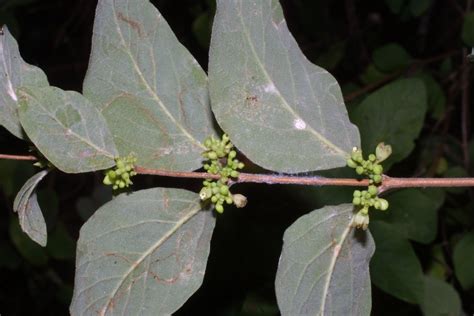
left=453, top=231, right=474, bottom=290
left=18, top=86, right=117, bottom=173
left=70, top=188, right=216, bottom=315
left=0, top=26, right=49, bottom=139
left=421, top=276, right=461, bottom=316
left=370, top=221, right=424, bottom=304
left=83, top=0, right=215, bottom=171
left=13, top=170, right=49, bottom=247
left=371, top=189, right=445, bottom=244
left=349, top=78, right=427, bottom=170
left=209, top=0, right=360, bottom=173
left=275, top=204, right=374, bottom=315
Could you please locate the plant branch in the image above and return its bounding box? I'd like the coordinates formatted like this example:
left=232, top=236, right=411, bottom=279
left=1, top=157, right=474, bottom=190
left=0, top=154, right=38, bottom=161
left=136, top=166, right=474, bottom=189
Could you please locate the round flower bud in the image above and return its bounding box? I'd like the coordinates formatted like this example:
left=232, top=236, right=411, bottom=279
left=215, top=204, right=224, bottom=213
left=346, top=159, right=358, bottom=168
left=356, top=166, right=364, bottom=175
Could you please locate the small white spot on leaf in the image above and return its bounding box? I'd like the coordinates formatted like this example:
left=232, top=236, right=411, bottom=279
left=293, top=118, right=306, bottom=130
left=263, top=82, right=278, bottom=94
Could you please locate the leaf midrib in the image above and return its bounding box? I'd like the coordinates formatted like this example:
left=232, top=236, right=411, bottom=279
left=110, top=4, right=205, bottom=150
left=100, top=203, right=202, bottom=315
left=237, top=1, right=345, bottom=156
left=24, top=91, right=115, bottom=159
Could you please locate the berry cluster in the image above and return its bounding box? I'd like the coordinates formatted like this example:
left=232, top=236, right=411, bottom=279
left=200, top=134, right=245, bottom=213
left=103, top=155, right=137, bottom=190
left=347, top=149, right=384, bottom=184
left=347, top=143, right=392, bottom=230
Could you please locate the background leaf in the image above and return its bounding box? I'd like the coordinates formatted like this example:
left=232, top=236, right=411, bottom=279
left=372, top=189, right=445, bottom=244
left=0, top=26, right=49, bottom=139
left=372, top=43, right=412, bottom=73
left=209, top=0, right=360, bottom=173
left=275, top=204, right=374, bottom=315
left=420, top=276, right=461, bottom=316
left=13, top=169, right=49, bottom=246
left=370, top=221, right=424, bottom=304
left=70, top=188, right=215, bottom=315
left=462, top=12, right=474, bottom=46
left=453, top=231, right=474, bottom=290
left=83, top=0, right=215, bottom=171
left=349, top=78, right=427, bottom=169
left=18, top=86, right=117, bottom=173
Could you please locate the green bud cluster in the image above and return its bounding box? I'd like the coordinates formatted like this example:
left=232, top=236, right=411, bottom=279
left=347, top=143, right=392, bottom=230
left=200, top=134, right=245, bottom=213
left=103, top=155, right=137, bottom=190
left=347, top=148, right=384, bottom=184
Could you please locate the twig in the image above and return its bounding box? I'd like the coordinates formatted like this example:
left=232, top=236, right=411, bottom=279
left=137, top=166, right=474, bottom=189
left=2, top=156, right=474, bottom=190
left=0, top=154, right=37, bottom=161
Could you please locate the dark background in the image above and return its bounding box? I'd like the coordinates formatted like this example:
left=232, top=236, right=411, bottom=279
left=0, top=0, right=472, bottom=315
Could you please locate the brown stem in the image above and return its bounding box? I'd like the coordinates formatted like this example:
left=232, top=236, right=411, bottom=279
left=378, top=175, right=474, bottom=193
left=0, top=154, right=37, bottom=161
left=2, top=157, right=474, bottom=191
left=137, top=166, right=474, bottom=190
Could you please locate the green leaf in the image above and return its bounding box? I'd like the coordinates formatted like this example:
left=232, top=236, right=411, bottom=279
left=83, top=0, right=215, bottom=171
left=462, top=12, right=474, bottom=46
left=70, top=188, right=215, bottom=315
left=372, top=189, right=445, bottom=244
left=453, top=231, right=474, bottom=289
left=385, top=0, right=406, bottom=13
left=209, top=0, right=360, bottom=173
left=420, top=276, right=461, bottom=316
left=46, top=223, right=76, bottom=260
left=275, top=204, right=374, bottom=315
left=417, top=74, right=446, bottom=120
left=18, top=86, right=117, bottom=173
left=349, top=78, right=427, bottom=169
left=9, top=217, right=48, bottom=266
left=370, top=221, right=424, bottom=304
left=409, top=0, right=431, bottom=16
left=372, top=43, right=412, bottom=72
left=13, top=170, right=49, bottom=246
left=0, top=26, right=49, bottom=139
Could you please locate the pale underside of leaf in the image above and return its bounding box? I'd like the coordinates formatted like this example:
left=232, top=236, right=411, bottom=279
left=18, top=86, right=117, bottom=173
left=275, top=204, right=374, bottom=316
left=209, top=0, right=360, bottom=173
left=70, top=188, right=216, bottom=316
left=13, top=170, right=49, bottom=247
left=83, top=0, right=216, bottom=171
left=0, top=26, right=49, bottom=139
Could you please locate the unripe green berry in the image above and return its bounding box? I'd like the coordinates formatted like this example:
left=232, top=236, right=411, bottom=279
left=103, top=176, right=112, bottom=185
left=379, top=199, right=389, bottom=211
left=215, top=204, right=224, bottom=213
left=207, top=151, right=217, bottom=160
left=346, top=159, right=358, bottom=168
left=220, top=185, right=229, bottom=195
left=373, top=165, right=383, bottom=175
left=373, top=174, right=382, bottom=183
left=368, top=185, right=378, bottom=196
left=352, top=197, right=361, bottom=205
